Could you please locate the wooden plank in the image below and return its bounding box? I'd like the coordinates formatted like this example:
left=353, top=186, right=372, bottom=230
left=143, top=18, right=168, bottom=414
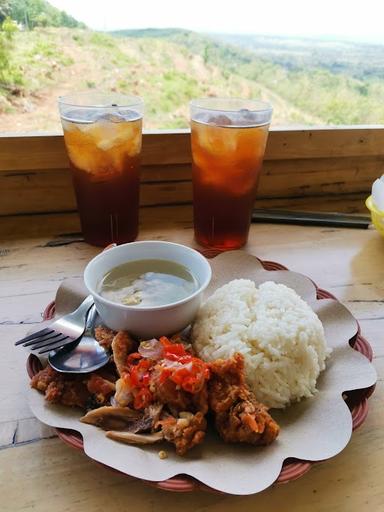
left=0, top=169, right=76, bottom=215
left=141, top=163, right=190, bottom=182
left=0, top=173, right=369, bottom=216
left=0, top=131, right=192, bottom=171
left=0, top=155, right=378, bottom=216
left=266, top=127, right=384, bottom=160
left=141, top=130, right=191, bottom=165
left=253, top=193, right=369, bottom=213
left=0, top=134, right=67, bottom=171
left=263, top=154, right=384, bottom=178
left=2, top=127, right=384, bottom=172
left=145, top=155, right=384, bottom=190
left=16, top=154, right=381, bottom=183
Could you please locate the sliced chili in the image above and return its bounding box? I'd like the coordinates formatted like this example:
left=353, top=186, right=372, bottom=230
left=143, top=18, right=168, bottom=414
left=134, top=387, right=153, bottom=409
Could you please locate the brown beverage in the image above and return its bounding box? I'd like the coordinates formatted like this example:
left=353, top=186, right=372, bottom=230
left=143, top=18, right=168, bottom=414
left=190, top=99, right=272, bottom=250
left=59, top=94, right=143, bottom=247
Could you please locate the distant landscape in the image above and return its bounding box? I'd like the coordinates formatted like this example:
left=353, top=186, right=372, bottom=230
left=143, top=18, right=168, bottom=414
left=1, top=0, right=384, bottom=131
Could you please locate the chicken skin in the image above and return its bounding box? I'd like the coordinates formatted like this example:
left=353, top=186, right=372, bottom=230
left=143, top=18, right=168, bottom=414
left=151, top=369, right=209, bottom=416
left=111, top=330, right=136, bottom=376
left=208, top=353, right=280, bottom=445
left=94, top=325, right=115, bottom=350
left=159, top=411, right=207, bottom=456
left=31, top=365, right=115, bottom=409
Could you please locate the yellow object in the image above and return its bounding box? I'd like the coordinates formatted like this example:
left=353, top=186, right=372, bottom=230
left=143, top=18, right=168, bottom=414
left=366, top=195, right=384, bottom=236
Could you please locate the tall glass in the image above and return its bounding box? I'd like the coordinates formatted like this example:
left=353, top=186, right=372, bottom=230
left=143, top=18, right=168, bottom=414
left=190, top=98, right=272, bottom=250
left=58, top=93, right=144, bottom=247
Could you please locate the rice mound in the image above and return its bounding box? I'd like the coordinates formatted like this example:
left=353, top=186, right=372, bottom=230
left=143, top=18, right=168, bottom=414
left=192, top=279, right=330, bottom=409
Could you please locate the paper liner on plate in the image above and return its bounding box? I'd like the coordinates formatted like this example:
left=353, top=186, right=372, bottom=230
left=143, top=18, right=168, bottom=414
left=27, top=251, right=377, bottom=495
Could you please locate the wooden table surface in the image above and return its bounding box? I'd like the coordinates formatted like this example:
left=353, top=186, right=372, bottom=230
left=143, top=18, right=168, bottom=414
left=0, top=205, right=383, bottom=512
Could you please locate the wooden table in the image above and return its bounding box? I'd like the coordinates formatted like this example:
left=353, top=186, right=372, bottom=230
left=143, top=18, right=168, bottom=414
left=1, top=205, right=383, bottom=512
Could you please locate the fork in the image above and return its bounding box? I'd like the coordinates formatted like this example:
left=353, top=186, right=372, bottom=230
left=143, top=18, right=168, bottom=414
left=15, top=295, right=94, bottom=354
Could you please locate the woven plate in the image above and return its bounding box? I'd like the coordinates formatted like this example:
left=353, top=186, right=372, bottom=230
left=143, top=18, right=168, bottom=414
left=27, top=257, right=375, bottom=493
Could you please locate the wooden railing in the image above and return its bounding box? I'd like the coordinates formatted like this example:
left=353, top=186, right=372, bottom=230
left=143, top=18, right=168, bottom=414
left=1, top=127, right=384, bottom=216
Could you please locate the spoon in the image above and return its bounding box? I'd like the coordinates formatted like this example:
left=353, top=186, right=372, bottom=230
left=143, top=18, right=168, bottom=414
left=48, top=305, right=109, bottom=373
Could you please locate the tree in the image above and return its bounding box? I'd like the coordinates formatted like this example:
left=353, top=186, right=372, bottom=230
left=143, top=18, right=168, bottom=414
left=9, top=0, right=30, bottom=29
left=0, top=16, right=21, bottom=91
left=0, top=0, right=11, bottom=23
left=9, top=0, right=86, bottom=29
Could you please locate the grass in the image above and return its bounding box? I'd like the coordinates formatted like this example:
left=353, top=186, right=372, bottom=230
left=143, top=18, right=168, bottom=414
left=0, top=27, right=322, bottom=129
left=2, top=26, right=383, bottom=130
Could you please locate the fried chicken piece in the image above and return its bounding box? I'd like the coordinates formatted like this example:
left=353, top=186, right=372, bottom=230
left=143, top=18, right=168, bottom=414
left=31, top=365, right=115, bottom=409
left=208, top=353, right=279, bottom=445
left=111, top=331, right=136, bottom=376
left=114, top=377, right=132, bottom=407
left=31, top=366, right=91, bottom=408
left=86, top=374, right=116, bottom=404
left=31, top=365, right=57, bottom=393
left=150, top=347, right=209, bottom=416
left=159, top=411, right=206, bottom=455
left=152, top=377, right=209, bottom=415
left=114, top=362, right=209, bottom=415
left=95, top=325, right=115, bottom=350
left=47, top=379, right=91, bottom=408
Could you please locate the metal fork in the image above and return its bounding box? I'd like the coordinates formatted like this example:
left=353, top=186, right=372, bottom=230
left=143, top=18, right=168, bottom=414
left=15, top=295, right=94, bottom=354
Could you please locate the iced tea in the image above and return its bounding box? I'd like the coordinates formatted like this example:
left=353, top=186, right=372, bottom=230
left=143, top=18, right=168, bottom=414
left=190, top=99, right=272, bottom=250
left=59, top=94, right=143, bottom=247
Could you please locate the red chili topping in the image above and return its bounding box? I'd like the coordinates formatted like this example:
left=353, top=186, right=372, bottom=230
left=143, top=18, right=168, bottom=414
left=159, top=337, right=210, bottom=393
left=129, top=358, right=150, bottom=387
left=133, top=387, right=153, bottom=409
left=127, top=352, right=141, bottom=364
left=122, top=337, right=210, bottom=409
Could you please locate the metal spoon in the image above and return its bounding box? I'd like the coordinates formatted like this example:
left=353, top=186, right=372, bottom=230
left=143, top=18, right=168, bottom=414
left=48, top=305, right=109, bottom=373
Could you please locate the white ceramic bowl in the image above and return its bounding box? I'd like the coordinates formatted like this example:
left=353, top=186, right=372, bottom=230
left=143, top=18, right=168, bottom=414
left=84, top=241, right=212, bottom=339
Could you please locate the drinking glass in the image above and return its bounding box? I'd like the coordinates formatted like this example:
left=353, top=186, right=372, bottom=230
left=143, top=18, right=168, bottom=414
left=190, top=98, right=272, bottom=250
left=59, top=92, right=144, bottom=247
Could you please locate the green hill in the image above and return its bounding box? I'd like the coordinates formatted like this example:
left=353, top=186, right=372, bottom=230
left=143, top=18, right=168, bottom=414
left=111, top=28, right=185, bottom=39
left=115, top=28, right=384, bottom=125
left=1, top=26, right=384, bottom=131
left=214, top=33, right=384, bottom=80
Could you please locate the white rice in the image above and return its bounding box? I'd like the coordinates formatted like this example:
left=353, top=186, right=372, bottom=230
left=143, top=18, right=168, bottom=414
left=191, top=279, right=331, bottom=409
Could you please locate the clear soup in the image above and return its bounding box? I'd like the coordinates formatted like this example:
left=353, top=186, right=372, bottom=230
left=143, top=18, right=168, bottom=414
left=98, top=259, right=198, bottom=307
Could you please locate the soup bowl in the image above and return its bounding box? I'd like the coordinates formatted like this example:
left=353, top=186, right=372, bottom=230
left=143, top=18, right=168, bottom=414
left=84, top=241, right=212, bottom=339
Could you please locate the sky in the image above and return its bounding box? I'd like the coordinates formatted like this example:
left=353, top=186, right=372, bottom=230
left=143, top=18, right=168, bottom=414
left=48, top=0, right=384, bottom=45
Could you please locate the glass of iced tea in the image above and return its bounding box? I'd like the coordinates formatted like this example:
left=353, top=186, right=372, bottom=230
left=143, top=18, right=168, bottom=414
left=190, top=98, right=272, bottom=250
left=58, top=92, right=144, bottom=247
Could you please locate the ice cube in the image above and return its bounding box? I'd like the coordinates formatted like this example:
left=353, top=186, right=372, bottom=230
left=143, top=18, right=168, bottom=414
left=372, top=177, right=384, bottom=211
left=98, top=112, right=127, bottom=123
left=193, top=112, right=233, bottom=126
left=96, top=121, right=141, bottom=155
left=239, top=108, right=252, bottom=116
left=229, top=109, right=258, bottom=127
left=208, top=114, right=232, bottom=127
left=119, top=109, right=142, bottom=121
left=66, top=142, right=103, bottom=175
left=98, top=109, right=141, bottom=122
left=193, top=112, right=212, bottom=125
left=194, top=122, right=238, bottom=155
left=62, top=108, right=100, bottom=126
